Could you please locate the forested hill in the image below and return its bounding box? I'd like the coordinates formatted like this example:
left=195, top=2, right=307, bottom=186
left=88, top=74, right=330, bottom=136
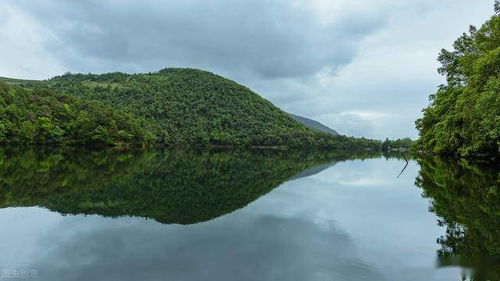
left=11, top=68, right=377, bottom=149
left=416, top=3, right=499, bottom=163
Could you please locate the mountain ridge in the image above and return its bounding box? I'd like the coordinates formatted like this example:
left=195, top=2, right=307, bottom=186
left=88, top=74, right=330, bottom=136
left=288, top=113, right=339, bottom=136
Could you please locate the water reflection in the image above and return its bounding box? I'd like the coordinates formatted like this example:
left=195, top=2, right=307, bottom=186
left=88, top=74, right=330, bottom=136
left=0, top=148, right=497, bottom=281
left=416, top=157, right=499, bottom=280
left=14, top=214, right=386, bottom=281
left=0, top=147, right=379, bottom=224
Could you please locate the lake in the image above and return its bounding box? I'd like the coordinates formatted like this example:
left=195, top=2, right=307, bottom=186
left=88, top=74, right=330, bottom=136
left=0, top=147, right=498, bottom=281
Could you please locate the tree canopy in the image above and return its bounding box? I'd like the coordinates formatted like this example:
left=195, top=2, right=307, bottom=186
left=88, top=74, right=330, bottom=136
left=416, top=3, right=500, bottom=163
left=19, top=68, right=383, bottom=149
left=0, top=81, right=152, bottom=147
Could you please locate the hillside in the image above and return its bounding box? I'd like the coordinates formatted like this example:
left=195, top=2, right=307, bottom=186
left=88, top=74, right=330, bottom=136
left=288, top=113, right=339, bottom=136
left=2, top=75, right=343, bottom=138
left=0, top=69, right=382, bottom=149
left=416, top=6, right=499, bottom=162
left=32, top=68, right=380, bottom=149
left=0, top=81, right=151, bottom=146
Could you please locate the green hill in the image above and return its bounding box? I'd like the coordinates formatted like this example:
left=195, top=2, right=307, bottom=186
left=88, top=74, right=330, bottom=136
left=43, top=68, right=338, bottom=147
left=36, top=68, right=380, bottom=149
left=1, top=68, right=381, bottom=149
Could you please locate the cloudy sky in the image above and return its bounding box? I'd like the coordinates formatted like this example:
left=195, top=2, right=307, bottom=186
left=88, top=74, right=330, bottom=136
left=0, top=0, right=494, bottom=139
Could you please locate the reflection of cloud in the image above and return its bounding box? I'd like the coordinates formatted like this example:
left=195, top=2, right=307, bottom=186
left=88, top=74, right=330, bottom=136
left=26, top=214, right=384, bottom=281
left=309, top=158, right=400, bottom=186
left=0, top=157, right=459, bottom=281
left=331, top=178, right=392, bottom=187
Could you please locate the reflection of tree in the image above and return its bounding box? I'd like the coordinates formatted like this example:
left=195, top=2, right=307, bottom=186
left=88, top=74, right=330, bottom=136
left=0, top=147, right=379, bottom=224
left=415, top=157, right=499, bottom=280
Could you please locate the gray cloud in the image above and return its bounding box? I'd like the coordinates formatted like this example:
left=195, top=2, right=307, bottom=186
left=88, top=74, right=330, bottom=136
left=0, top=0, right=494, bottom=139
left=6, top=0, right=385, bottom=79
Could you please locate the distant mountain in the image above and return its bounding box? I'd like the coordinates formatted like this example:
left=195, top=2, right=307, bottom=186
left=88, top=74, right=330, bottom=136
left=288, top=113, right=339, bottom=136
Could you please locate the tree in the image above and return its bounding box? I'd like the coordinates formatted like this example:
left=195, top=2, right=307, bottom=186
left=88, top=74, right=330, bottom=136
left=416, top=3, right=500, bottom=162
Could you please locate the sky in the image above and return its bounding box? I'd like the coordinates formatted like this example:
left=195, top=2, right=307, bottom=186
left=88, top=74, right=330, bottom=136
left=0, top=0, right=494, bottom=139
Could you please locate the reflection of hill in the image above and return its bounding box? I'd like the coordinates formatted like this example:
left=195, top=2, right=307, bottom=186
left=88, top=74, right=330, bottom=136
left=291, top=162, right=337, bottom=181
left=416, top=158, right=499, bottom=280
left=0, top=147, right=377, bottom=225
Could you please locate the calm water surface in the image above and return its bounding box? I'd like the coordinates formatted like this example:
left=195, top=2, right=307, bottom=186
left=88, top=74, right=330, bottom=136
left=0, top=148, right=497, bottom=281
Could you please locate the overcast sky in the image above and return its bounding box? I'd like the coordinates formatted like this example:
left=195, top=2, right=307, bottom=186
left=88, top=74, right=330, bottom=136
left=0, top=0, right=494, bottom=139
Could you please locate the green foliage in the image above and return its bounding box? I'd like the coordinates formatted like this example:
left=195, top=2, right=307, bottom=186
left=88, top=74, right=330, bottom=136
left=381, top=138, right=414, bottom=151
left=0, top=147, right=381, bottom=224
left=416, top=157, right=499, bottom=280
left=416, top=5, right=500, bottom=163
left=37, top=68, right=382, bottom=149
left=0, top=81, right=152, bottom=146
left=4, top=68, right=385, bottom=149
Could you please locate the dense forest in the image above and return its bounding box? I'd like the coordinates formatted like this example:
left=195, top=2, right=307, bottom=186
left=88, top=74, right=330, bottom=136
left=43, top=68, right=381, bottom=148
left=416, top=3, right=499, bottom=163
left=0, top=81, right=152, bottom=146
left=3, top=68, right=385, bottom=149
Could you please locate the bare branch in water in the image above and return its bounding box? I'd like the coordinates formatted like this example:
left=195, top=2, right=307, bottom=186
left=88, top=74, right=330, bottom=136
left=397, top=151, right=409, bottom=178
